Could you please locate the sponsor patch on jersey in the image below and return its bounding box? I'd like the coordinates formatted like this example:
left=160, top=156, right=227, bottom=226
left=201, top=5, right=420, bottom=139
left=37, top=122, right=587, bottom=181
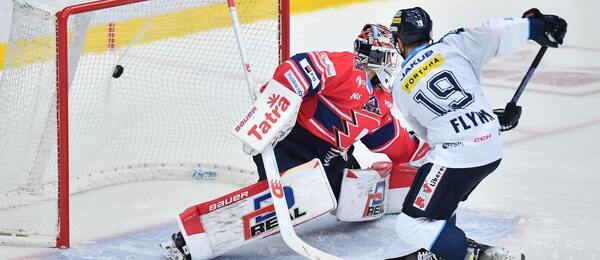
left=413, top=165, right=446, bottom=211
left=401, top=53, right=444, bottom=93
left=363, top=96, right=381, bottom=115
left=353, top=56, right=365, bottom=71
left=284, top=70, right=304, bottom=96
left=299, top=58, right=320, bottom=89
left=318, top=52, right=337, bottom=77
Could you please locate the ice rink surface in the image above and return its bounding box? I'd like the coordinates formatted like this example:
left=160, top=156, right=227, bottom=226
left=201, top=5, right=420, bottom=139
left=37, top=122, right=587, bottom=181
left=2, top=0, right=599, bottom=259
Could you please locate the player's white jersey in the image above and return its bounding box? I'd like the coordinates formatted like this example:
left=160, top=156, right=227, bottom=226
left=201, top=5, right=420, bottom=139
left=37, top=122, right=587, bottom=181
left=392, top=18, right=530, bottom=168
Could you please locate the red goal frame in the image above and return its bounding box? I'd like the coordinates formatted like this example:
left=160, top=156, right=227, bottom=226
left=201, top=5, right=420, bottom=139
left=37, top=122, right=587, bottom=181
left=53, top=0, right=290, bottom=248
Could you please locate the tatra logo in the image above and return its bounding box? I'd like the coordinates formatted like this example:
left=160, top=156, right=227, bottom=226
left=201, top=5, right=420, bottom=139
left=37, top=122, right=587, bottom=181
left=246, top=94, right=290, bottom=140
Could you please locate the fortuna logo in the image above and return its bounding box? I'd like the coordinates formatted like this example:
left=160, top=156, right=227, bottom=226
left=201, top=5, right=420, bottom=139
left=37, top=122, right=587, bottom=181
left=209, top=191, right=249, bottom=211
left=246, top=94, right=291, bottom=140
left=363, top=180, right=386, bottom=217
left=399, top=50, right=434, bottom=82
left=400, top=53, right=444, bottom=93
left=242, top=186, right=307, bottom=240
left=413, top=166, right=446, bottom=210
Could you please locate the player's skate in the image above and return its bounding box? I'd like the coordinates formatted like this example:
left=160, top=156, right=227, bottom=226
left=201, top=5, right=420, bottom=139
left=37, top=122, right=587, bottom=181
left=159, top=232, right=191, bottom=260
left=465, top=238, right=525, bottom=260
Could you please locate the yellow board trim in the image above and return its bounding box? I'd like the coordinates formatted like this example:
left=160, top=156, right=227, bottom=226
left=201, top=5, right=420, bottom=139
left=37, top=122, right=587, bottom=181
left=400, top=54, right=445, bottom=93
left=0, top=0, right=375, bottom=71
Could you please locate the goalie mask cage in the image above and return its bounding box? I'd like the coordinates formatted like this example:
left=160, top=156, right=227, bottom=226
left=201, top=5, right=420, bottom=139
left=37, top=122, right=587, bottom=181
left=0, top=0, right=289, bottom=248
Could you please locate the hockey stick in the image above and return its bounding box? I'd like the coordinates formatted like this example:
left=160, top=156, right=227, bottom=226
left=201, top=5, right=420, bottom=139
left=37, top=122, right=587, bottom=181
left=227, top=1, right=340, bottom=259
left=511, top=46, right=548, bottom=103
left=495, top=46, right=547, bottom=131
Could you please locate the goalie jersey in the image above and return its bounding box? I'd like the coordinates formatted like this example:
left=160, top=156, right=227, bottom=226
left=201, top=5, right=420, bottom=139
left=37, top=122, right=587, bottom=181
left=267, top=51, right=417, bottom=164
left=391, top=18, right=531, bottom=168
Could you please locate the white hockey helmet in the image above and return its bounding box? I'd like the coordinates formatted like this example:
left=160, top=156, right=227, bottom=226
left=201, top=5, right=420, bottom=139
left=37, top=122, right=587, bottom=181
left=353, top=24, right=398, bottom=91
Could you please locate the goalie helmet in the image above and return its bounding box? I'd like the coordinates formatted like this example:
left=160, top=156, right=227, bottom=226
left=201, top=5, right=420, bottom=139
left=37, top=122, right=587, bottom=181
left=353, top=24, right=397, bottom=91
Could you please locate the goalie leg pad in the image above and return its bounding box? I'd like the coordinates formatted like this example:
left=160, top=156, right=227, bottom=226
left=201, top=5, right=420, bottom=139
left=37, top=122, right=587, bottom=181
left=387, top=163, right=417, bottom=214
left=176, top=159, right=336, bottom=259
left=336, top=166, right=390, bottom=222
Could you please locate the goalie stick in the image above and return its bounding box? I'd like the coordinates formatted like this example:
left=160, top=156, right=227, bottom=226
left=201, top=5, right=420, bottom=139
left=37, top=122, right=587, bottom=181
left=227, top=0, right=340, bottom=259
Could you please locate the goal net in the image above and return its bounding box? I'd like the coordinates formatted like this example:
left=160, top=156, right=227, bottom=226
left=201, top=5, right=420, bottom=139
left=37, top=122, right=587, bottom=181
left=0, top=0, right=288, bottom=247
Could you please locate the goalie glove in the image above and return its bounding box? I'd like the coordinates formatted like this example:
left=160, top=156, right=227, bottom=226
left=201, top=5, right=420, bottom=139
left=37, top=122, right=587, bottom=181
left=232, top=80, right=301, bottom=156
left=242, top=114, right=297, bottom=156
left=493, top=102, right=522, bottom=132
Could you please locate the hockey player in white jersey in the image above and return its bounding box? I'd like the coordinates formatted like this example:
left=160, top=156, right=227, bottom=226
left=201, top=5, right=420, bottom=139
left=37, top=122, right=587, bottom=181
left=388, top=7, right=566, bottom=260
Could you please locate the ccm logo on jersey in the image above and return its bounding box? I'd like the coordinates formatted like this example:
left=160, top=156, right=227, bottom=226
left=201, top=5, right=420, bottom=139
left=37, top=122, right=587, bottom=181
left=413, top=166, right=447, bottom=210
left=242, top=187, right=307, bottom=240
left=363, top=180, right=386, bottom=217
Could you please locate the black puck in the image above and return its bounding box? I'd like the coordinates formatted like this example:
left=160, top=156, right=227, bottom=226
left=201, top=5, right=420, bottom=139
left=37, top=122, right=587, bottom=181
left=112, top=64, right=124, bottom=78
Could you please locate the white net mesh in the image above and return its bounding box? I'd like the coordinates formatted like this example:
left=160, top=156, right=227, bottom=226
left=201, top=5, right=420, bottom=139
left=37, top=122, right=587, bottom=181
left=0, top=0, right=282, bottom=246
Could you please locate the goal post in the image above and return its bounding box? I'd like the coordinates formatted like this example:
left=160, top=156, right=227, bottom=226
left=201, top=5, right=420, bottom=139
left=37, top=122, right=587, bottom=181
left=0, top=0, right=289, bottom=248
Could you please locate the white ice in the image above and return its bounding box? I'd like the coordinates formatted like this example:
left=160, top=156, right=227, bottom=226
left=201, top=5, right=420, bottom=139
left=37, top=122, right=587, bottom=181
left=1, top=0, right=599, bottom=259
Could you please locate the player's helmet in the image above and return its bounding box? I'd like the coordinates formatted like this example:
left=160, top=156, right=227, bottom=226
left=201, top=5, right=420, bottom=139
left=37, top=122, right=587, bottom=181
left=390, top=7, right=433, bottom=46
left=353, top=24, right=397, bottom=91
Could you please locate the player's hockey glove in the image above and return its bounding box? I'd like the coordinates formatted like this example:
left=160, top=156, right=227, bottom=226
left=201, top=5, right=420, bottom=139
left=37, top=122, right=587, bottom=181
left=523, top=8, right=567, bottom=48
left=493, top=102, right=522, bottom=132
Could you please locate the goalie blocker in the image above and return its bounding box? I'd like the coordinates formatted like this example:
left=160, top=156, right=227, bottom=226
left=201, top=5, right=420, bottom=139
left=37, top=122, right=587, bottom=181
left=165, top=160, right=417, bottom=259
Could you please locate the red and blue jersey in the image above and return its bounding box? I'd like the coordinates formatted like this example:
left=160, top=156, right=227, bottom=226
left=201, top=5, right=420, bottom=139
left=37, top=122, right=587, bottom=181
left=268, top=51, right=418, bottom=164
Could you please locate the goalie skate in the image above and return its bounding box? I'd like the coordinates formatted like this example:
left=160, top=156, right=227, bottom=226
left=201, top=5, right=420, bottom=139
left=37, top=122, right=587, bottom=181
left=159, top=232, right=191, bottom=260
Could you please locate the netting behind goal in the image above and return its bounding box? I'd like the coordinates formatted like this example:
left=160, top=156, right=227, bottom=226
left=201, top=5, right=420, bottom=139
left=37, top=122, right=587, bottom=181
left=0, top=0, right=288, bottom=247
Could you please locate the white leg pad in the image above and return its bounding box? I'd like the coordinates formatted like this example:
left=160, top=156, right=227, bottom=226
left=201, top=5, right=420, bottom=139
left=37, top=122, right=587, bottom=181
left=336, top=167, right=389, bottom=222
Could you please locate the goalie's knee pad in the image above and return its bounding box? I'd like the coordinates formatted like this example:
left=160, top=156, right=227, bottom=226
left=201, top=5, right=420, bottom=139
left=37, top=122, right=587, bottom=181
left=386, top=163, right=417, bottom=214
left=336, top=165, right=390, bottom=222
left=335, top=162, right=417, bottom=221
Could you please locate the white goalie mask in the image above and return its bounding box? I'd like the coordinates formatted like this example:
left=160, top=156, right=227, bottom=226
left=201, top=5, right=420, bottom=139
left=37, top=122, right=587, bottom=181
left=353, top=24, right=398, bottom=91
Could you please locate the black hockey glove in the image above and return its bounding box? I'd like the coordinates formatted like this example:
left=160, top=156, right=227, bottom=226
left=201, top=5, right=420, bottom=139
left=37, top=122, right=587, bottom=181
left=523, top=8, right=567, bottom=48
left=493, top=102, right=522, bottom=132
